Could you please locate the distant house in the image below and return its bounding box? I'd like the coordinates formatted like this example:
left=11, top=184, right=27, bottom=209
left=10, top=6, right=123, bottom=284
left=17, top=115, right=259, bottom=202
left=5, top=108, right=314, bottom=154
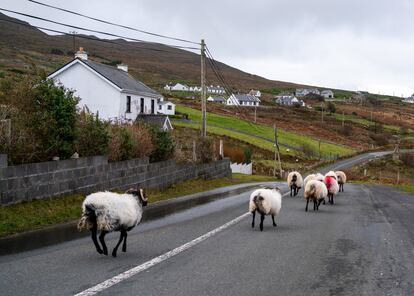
left=249, top=89, right=262, bottom=98
left=157, top=101, right=175, bottom=115
left=226, top=94, right=260, bottom=106
left=170, top=83, right=190, bottom=91
left=403, top=95, right=414, bottom=104
left=296, top=88, right=320, bottom=97
left=207, top=85, right=226, bottom=94
left=136, top=114, right=173, bottom=131
left=207, top=96, right=226, bottom=104
left=321, top=90, right=334, bottom=99
left=48, top=47, right=164, bottom=121
left=189, top=86, right=202, bottom=92
left=275, top=93, right=305, bottom=107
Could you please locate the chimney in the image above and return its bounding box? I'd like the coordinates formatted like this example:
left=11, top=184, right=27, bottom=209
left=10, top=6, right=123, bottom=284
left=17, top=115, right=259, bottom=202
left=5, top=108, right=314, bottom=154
left=75, top=47, right=88, bottom=60
left=117, top=64, right=128, bottom=72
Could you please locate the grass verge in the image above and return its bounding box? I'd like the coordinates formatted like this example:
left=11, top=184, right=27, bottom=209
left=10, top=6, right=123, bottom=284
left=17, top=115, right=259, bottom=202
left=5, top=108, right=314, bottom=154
left=0, top=174, right=276, bottom=238
left=393, top=184, right=414, bottom=194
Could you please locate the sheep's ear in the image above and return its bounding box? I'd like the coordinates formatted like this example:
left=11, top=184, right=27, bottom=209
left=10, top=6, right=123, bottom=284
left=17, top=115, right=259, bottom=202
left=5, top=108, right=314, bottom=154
left=126, top=188, right=139, bottom=195
left=274, top=187, right=281, bottom=192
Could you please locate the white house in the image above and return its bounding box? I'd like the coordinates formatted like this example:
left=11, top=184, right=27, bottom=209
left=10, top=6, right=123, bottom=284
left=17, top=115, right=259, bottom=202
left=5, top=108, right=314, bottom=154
left=170, top=83, right=190, bottom=92
left=207, top=96, right=226, bottom=104
left=226, top=94, right=260, bottom=106
left=321, top=89, right=334, bottom=99
left=207, top=85, right=226, bottom=94
left=48, top=48, right=167, bottom=121
left=249, top=89, right=261, bottom=98
left=157, top=101, right=175, bottom=115
left=275, top=93, right=305, bottom=107
left=296, top=88, right=320, bottom=97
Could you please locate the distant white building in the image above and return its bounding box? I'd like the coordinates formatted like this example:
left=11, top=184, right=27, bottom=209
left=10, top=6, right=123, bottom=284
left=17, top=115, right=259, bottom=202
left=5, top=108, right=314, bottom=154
left=275, top=93, right=305, bottom=107
left=157, top=101, right=175, bottom=115
left=207, top=85, right=226, bottom=94
left=48, top=47, right=167, bottom=121
left=249, top=89, right=262, bottom=98
left=227, top=94, right=260, bottom=106
left=321, top=89, right=334, bottom=99
left=403, top=95, right=414, bottom=104
left=296, top=88, right=320, bottom=97
left=207, top=96, right=226, bottom=104
left=169, top=83, right=190, bottom=91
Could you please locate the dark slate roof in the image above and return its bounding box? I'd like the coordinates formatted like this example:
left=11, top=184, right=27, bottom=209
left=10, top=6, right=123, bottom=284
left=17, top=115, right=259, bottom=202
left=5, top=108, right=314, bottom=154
left=209, top=96, right=226, bottom=102
left=80, top=59, right=161, bottom=97
left=136, top=114, right=172, bottom=130
left=234, top=94, right=260, bottom=102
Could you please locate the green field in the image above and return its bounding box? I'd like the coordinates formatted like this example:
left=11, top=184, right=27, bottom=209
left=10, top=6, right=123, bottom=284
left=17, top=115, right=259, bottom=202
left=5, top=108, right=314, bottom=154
left=174, top=105, right=356, bottom=157
left=328, top=113, right=402, bottom=132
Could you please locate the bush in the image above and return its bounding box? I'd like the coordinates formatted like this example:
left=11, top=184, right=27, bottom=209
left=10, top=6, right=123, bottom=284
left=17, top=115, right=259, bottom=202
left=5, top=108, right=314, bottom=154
left=75, top=110, right=109, bottom=157
left=326, top=101, right=336, bottom=113
left=50, top=48, right=64, bottom=55
left=400, top=152, right=414, bottom=167
left=369, top=132, right=389, bottom=146
left=195, top=136, right=213, bottom=163
left=224, top=145, right=244, bottom=163
left=244, top=146, right=252, bottom=163
left=149, top=128, right=175, bottom=162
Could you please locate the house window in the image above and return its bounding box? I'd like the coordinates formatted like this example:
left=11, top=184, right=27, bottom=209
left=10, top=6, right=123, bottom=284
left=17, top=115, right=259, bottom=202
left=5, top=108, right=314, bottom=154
left=151, top=99, right=155, bottom=114
left=167, top=105, right=172, bottom=110
left=159, top=104, right=162, bottom=110
left=126, top=96, right=131, bottom=113
left=140, top=98, right=144, bottom=113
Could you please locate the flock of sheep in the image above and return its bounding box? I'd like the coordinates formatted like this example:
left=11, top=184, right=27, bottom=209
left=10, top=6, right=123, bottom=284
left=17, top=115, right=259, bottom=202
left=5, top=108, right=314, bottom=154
left=77, top=170, right=347, bottom=256
left=249, top=170, right=347, bottom=231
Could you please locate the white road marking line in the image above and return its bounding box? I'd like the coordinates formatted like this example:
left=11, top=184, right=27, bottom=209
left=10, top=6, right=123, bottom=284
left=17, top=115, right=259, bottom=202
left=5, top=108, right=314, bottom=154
left=74, top=191, right=289, bottom=296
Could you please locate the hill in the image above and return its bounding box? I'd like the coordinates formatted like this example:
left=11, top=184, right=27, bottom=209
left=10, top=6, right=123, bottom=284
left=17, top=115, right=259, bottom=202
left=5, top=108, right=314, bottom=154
left=0, top=12, right=306, bottom=91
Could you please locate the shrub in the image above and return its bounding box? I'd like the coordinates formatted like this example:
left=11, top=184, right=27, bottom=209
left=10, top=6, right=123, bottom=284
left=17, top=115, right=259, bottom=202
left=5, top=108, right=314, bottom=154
left=326, top=101, right=336, bottom=113
left=108, top=125, right=135, bottom=161
left=149, top=128, right=175, bottom=162
left=224, top=145, right=244, bottom=163
left=244, top=146, right=252, bottom=163
left=50, top=48, right=64, bottom=55
left=400, top=152, right=414, bottom=167
left=74, top=110, right=109, bottom=157
left=195, top=136, right=213, bottom=163
left=369, top=132, right=389, bottom=146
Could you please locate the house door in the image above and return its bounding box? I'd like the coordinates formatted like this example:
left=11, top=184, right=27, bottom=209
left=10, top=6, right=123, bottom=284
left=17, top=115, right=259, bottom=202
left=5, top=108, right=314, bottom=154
left=151, top=99, right=155, bottom=114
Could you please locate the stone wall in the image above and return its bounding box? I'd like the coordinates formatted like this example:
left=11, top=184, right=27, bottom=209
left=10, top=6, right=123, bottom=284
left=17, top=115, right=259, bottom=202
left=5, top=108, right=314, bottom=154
left=0, top=156, right=231, bottom=205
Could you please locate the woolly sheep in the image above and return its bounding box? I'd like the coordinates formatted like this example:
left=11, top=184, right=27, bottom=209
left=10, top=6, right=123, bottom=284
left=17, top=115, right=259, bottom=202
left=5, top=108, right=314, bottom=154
left=315, top=173, right=325, bottom=182
left=335, top=171, right=347, bottom=192
left=325, top=171, right=337, bottom=180
left=249, top=188, right=282, bottom=231
left=303, top=174, right=316, bottom=188
left=304, top=180, right=327, bottom=211
left=78, top=189, right=148, bottom=257
left=324, top=176, right=339, bottom=205
left=287, top=171, right=303, bottom=196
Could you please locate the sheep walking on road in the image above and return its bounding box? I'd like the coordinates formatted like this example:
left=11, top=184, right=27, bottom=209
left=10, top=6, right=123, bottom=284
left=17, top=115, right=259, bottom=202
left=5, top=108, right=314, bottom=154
left=324, top=176, right=339, bottom=205
left=303, top=174, right=316, bottom=188
left=304, top=180, right=327, bottom=212
left=78, top=189, right=148, bottom=257
left=335, top=171, right=347, bottom=192
left=249, top=188, right=282, bottom=231
left=287, top=171, right=303, bottom=197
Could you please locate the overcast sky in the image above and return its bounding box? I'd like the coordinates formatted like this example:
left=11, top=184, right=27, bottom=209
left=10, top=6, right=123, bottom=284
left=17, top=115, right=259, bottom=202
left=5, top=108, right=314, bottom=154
left=2, top=0, right=414, bottom=96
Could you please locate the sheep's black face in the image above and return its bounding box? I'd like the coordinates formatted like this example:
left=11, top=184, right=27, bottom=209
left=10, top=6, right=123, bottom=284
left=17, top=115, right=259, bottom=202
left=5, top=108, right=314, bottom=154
left=126, top=188, right=148, bottom=206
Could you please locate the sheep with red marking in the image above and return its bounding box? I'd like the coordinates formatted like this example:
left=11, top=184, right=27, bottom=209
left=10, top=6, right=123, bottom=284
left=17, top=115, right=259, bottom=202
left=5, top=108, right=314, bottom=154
left=323, top=175, right=339, bottom=205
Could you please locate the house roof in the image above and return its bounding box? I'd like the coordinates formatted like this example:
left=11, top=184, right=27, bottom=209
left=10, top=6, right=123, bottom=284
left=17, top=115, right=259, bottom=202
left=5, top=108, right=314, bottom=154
left=208, top=96, right=226, bottom=102
left=136, top=114, right=173, bottom=130
left=233, top=94, right=260, bottom=102
left=207, top=86, right=225, bottom=91
left=49, top=58, right=161, bottom=97
left=321, top=90, right=333, bottom=94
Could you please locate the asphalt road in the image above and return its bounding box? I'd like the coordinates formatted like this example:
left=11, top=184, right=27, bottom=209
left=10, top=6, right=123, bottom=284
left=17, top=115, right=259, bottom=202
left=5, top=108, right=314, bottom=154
left=1, top=182, right=414, bottom=296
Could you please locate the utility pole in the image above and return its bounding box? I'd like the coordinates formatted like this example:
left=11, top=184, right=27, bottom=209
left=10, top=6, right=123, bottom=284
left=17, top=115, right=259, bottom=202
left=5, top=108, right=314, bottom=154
left=254, top=105, right=257, bottom=123
left=200, top=39, right=207, bottom=137
left=342, top=111, right=345, bottom=127
left=69, top=31, right=77, bottom=52
left=321, top=102, right=324, bottom=124
left=274, top=123, right=282, bottom=178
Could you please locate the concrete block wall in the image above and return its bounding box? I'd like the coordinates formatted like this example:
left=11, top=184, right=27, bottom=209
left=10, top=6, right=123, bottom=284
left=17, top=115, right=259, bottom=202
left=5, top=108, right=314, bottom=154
left=0, top=156, right=231, bottom=205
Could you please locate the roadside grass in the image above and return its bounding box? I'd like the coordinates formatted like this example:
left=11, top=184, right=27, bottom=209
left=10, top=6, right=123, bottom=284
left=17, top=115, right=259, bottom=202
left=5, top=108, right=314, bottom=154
left=0, top=174, right=276, bottom=238
left=175, top=105, right=355, bottom=157
left=393, top=184, right=414, bottom=194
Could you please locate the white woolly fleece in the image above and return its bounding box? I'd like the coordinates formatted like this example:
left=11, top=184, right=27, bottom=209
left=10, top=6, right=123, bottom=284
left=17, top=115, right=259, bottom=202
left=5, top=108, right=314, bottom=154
left=303, top=174, right=316, bottom=188
left=304, top=180, right=328, bottom=201
left=287, top=171, right=304, bottom=188
left=82, top=191, right=143, bottom=231
left=325, top=171, right=337, bottom=180
left=335, top=171, right=347, bottom=184
left=249, top=189, right=282, bottom=216
left=324, top=177, right=340, bottom=195
left=315, top=173, right=325, bottom=182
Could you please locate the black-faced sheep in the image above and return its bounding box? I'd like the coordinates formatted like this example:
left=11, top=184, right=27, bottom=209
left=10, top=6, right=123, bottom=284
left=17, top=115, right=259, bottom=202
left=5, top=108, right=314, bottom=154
left=249, top=188, right=282, bottom=231
left=304, top=180, right=327, bottom=212
left=287, top=171, right=303, bottom=196
left=335, top=171, right=347, bottom=192
left=78, top=189, right=148, bottom=257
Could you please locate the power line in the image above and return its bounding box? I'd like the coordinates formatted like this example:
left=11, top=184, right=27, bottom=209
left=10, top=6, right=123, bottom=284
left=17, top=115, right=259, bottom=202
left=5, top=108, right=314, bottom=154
left=0, top=18, right=199, bottom=56
left=28, top=0, right=200, bottom=45
left=0, top=8, right=200, bottom=51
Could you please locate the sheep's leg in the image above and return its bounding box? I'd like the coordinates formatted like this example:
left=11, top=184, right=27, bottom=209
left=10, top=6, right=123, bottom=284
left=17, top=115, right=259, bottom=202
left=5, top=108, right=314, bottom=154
left=99, top=230, right=108, bottom=256
left=271, top=214, right=277, bottom=227
left=313, top=199, right=317, bottom=211
left=112, top=232, right=125, bottom=257
left=290, top=186, right=293, bottom=197
left=122, top=231, right=128, bottom=252
left=305, top=199, right=309, bottom=212
left=91, top=223, right=103, bottom=254
left=331, top=194, right=335, bottom=205
left=260, top=214, right=265, bottom=231
left=251, top=210, right=256, bottom=228
left=323, top=199, right=326, bottom=205
left=317, top=199, right=323, bottom=210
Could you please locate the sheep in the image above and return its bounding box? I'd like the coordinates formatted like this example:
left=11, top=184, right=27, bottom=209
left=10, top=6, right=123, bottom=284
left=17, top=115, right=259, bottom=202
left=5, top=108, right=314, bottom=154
left=287, top=171, right=303, bottom=196
left=323, top=176, right=339, bottom=205
left=78, top=188, right=148, bottom=257
left=303, top=174, right=316, bottom=188
left=335, top=171, right=347, bottom=192
left=249, top=188, right=282, bottom=231
left=315, top=173, right=325, bottom=182
left=304, top=180, right=327, bottom=212
left=325, top=170, right=337, bottom=180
